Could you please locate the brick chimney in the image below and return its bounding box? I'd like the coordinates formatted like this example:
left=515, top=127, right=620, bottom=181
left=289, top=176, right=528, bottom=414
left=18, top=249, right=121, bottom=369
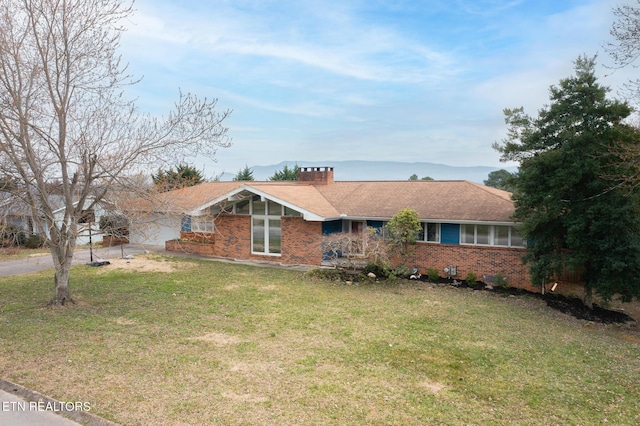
left=297, top=166, right=334, bottom=184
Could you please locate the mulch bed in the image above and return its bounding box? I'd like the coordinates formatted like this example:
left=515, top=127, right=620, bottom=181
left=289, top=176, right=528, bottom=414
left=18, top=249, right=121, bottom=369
left=427, top=277, right=637, bottom=324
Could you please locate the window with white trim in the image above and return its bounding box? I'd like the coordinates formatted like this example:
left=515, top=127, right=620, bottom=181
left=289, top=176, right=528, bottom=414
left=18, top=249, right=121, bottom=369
left=251, top=196, right=282, bottom=255
left=191, top=216, right=214, bottom=233
left=461, top=224, right=524, bottom=247
left=284, top=206, right=302, bottom=217
left=418, top=222, right=440, bottom=242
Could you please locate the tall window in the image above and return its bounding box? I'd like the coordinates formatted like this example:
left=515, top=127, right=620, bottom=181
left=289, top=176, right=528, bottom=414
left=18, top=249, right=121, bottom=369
left=251, top=196, right=282, bottom=255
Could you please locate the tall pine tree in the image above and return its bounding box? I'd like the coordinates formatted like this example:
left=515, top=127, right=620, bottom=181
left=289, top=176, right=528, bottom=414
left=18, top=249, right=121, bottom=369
left=494, top=56, right=640, bottom=304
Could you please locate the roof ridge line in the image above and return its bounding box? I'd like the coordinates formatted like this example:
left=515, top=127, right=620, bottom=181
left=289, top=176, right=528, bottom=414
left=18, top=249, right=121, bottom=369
left=465, top=180, right=512, bottom=200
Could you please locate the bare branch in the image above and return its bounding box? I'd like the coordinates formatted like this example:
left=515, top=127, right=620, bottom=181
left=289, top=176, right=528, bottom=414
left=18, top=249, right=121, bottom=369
left=0, top=0, right=232, bottom=304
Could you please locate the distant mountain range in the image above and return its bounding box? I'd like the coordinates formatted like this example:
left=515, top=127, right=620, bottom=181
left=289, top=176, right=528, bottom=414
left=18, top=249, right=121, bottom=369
left=219, top=160, right=516, bottom=184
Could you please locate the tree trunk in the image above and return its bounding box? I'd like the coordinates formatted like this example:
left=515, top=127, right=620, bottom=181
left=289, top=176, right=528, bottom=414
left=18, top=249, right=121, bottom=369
left=52, top=267, right=72, bottom=305
left=583, top=285, right=594, bottom=309
left=50, top=246, right=75, bottom=306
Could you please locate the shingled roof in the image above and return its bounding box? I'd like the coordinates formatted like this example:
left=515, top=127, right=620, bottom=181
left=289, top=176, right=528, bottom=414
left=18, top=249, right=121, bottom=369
left=162, top=178, right=515, bottom=223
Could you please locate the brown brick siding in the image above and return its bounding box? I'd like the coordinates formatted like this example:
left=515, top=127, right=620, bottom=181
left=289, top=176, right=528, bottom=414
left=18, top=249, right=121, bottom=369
left=166, top=217, right=534, bottom=290
left=167, top=215, right=325, bottom=265
left=280, top=217, right=323, bottom=265
left=165, top=239, right=217, bottom=256
left=213, top=215, right=252, bottom=259
left=407, top=242, right=535, bottom=291
left=179, top=231, right=215, bottom=243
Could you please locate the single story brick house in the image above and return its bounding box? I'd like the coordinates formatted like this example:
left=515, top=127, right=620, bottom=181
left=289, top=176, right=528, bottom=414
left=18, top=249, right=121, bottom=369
left=137, top=167, right=533, bottom=291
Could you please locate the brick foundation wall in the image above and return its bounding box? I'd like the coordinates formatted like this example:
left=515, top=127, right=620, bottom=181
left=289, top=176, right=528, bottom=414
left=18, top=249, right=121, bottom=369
left=165, top=239, right=217, bottom=256
left=179, top=231, right=216, bottom=243
left=408, top=243, right=535, bottom=291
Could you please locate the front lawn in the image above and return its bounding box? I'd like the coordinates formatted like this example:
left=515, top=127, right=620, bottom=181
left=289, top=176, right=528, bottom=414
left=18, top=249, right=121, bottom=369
left=0, top=255, right=639, bottom=425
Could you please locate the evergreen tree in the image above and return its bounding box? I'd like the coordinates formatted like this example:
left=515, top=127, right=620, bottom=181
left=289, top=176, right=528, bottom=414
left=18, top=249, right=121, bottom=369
left=484, top=169, right=516, bottom=192
left=409, top=174, right=433, bottom=181
left=152, top=164, right=206, bottom=192
left=270, top=164, right=299, bottom=181
left=234, top=165, right=255, bottom=181
left=494, top=56, right=640, bottom=304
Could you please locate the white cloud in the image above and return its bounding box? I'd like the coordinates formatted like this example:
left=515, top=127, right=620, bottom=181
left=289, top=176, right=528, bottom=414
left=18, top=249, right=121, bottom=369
left=119, top=0, right=631, bottom=174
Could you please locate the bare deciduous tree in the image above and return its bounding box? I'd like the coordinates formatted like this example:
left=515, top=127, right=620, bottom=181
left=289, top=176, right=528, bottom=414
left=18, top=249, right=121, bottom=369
left=322, top=229, right=390, bottom=272
left=606, top=1, right=640, bottom=100
left=0, top=0, right=231, bottom=305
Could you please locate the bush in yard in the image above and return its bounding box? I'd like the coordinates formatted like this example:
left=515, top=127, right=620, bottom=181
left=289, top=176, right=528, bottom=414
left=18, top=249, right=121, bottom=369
left=465, top=271, right=478, bottom=287
left=385, top=208, right=421, bottom=266
left=494, top=272, right=508, bottom=288
left=364, top=259, right=394, bottom=280
left=0, top=224, right=26, bottom=247
left=394, top=263, right=412, bottom=278
left=427, top=267, right=440, bottom=282
left=24, top=234, right=45, bottom=249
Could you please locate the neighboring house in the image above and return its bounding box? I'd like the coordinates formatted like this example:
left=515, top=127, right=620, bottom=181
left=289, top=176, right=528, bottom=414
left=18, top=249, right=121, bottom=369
left=0, top=192, right=63, bottom=237
left=51, top=197, right=115, bottom=246
left=0, top=192, right=116, bottom=246
left=0, top=192, right=37, bottom=234
left=146, top=167, right=533, bottom=291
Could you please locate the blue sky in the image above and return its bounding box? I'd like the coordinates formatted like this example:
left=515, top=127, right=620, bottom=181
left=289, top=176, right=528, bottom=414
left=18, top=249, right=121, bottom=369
left=119, top=0, right=635, bottom=177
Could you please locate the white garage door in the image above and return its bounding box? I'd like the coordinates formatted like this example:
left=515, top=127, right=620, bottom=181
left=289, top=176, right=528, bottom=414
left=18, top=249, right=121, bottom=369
left=129, top=214, right=181, bottom=247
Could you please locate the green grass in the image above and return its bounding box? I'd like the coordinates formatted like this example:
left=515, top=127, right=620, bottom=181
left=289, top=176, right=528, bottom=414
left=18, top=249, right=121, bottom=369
left=1, top=255, right=639, bottom=425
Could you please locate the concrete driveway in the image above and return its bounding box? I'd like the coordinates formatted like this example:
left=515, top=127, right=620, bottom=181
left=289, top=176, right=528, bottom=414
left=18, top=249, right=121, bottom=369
left=0, top=244, right=163, bottom=277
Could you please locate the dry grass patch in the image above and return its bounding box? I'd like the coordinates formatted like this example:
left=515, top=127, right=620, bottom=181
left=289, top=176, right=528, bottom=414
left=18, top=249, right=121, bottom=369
left=417, top=380, right=446, bottom=394
left=97, top=254, right=196, bottom=274
left=191, top=332, right=241, bottom=346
